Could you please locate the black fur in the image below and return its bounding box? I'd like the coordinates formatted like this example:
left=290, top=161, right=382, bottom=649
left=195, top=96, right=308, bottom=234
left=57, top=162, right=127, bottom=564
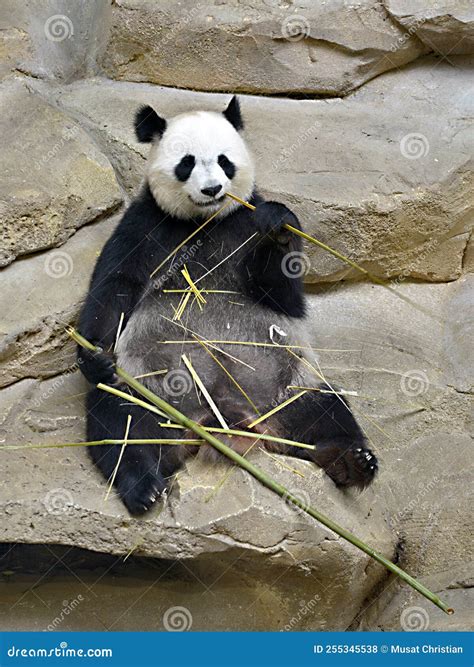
left=218, top=154, right=236, bottom=180
left=78, top=102, right=377, bottom=515
left=277, top=389, right=378, bottom=489
left=78, top=184, right=377, bottom=515
left=223, top=96, right=244, bottom=131
left=135, top=105, right=167, bottom=142
left=175, top=154, right=196, bottom=182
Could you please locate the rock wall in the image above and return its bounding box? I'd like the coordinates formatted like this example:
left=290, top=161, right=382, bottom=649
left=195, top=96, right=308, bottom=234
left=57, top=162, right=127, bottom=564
left=0, top=0, right=472, bottom=632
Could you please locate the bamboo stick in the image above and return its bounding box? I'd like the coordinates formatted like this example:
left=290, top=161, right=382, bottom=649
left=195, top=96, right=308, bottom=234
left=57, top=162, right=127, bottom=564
left=69, top=327, right=453, bottom=615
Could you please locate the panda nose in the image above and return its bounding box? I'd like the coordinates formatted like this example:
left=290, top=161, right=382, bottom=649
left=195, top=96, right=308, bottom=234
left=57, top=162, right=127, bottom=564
left=201, top=185, right=222, bottom=198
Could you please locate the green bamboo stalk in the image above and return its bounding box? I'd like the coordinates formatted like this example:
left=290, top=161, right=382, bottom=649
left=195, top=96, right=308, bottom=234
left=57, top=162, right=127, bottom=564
left=225, top=193, right=443, bottom=322
left=160, top=422, right=316, bottom=451
left=98, top=383, right=316, bottom=451
left=69, top=327, right=453, bottom=615
left=3, top=439, right=204, bottom=451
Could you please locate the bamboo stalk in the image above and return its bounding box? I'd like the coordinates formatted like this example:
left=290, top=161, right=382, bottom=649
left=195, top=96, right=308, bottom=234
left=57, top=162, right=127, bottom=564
left=3, top=439, right=204, bottom=450
left=104, top=414, right=132, bottom=501
left=193, top=336, right=260, bottom=414
left=182, top=353, right=228, bottom=429
left=225, top=193, right=444, bottom=322
left=150, top=201, right=231, bottom=278
left=224, top=192, right=385, bottom=284
left=160, top=423, right=316, bottom=450
left=69, top=327, right=453, bottom=615
left=247, top=390, right=307, bottom=428
left=158, top=339, right=349, bottom=352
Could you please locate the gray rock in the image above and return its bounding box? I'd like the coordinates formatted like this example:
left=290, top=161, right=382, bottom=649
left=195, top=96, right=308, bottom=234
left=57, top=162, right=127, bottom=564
left=0, top=371, right=394, bottom=631
left=385, top=0, right=474, bottom=55
left=0, top=214, right=120, bottom=387
left=0, top=0, right=111, bottom=81
left=0, top=273, right=472, bottom=629
left=0, top=78, right=122, bottom=266
left=0, top=0, right=472, bottom=631
left=97, top=0, right=426, bottom=97
left=43, top=55, right=473, bottom=282
left=305, top=276, right=474, bottom=631
left=355, top=566, right=474, bottom=631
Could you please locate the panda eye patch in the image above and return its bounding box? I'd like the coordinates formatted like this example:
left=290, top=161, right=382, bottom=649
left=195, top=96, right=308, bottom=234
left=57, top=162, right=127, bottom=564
left=175, top=154, right=195, bottom=182
left=218, top=154, right=236, bottom=179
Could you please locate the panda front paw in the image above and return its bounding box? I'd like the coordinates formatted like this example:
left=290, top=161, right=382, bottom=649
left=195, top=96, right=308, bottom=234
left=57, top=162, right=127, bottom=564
left=325, top=443, right=378, bottom=490
left=78, top=346, right=118, bottom=386
left=253, top=201, right=298, bottom=240
left=118, top=469, right=167, bottom=516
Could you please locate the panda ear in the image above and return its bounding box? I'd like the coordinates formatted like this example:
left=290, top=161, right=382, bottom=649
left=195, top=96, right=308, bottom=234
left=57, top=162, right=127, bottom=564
left=223, top=96, right=244, bottom=131
left=134, top=105, right=167, bottom=142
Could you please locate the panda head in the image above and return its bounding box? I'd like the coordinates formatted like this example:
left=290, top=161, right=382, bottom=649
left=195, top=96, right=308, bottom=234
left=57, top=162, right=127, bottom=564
left=134, top=96, right=255, bottom=220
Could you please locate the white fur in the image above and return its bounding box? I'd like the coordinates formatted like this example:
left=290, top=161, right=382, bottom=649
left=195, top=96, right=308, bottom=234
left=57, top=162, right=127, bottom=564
left=147, top=111, right=255, bottom=219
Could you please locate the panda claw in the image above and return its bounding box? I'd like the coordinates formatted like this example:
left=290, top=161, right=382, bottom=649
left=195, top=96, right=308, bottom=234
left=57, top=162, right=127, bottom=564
left=119, top=471, right=167, bottom=516
left=323, top=442, right=378, bottom=489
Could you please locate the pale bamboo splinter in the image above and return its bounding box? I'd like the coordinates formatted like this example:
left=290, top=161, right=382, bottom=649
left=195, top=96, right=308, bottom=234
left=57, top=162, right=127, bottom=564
left=194, top=336, right=260, bottom=414
left=104, top=414, right=132, bottom=501
left=181, top=354, right=228, bottom=429
left=150, top=201, right=231, bottom=278
left=225, top=192, right=444, bottom=322
left=247, top=390, right=307, bottom=428
left=181, top=265, right=206, bottom=305
left=159, top=422, right=316, bottom=450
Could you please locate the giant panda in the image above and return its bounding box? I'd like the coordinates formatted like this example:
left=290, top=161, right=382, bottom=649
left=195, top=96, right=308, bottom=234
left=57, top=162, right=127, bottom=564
left=78, top=96, right=377, bottom=515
